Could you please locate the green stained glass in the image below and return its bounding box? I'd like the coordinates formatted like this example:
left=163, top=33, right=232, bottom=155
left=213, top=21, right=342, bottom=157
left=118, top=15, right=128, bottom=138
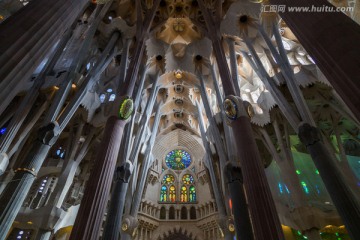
left=165, top=149, right=192, bottom=170
left=182, top=174, right=194, bottom=185
left=162, top=174, right=175, bottom=184
left=189, top=185, right=196, bottom=202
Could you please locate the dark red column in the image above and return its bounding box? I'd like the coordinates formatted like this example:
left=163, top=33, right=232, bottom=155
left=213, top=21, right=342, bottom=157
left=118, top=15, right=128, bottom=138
left=70, top=117, right=126, bottom=240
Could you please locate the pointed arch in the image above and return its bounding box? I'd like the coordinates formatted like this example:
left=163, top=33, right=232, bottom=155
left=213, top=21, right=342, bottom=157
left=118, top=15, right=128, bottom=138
left=181, top=206, right=187, bottom=219
left=169, top=185, right=176, bottom=202
left=169, top=206, right=175, bottom=219
left=160, top=185, right=167, bottom=202
left=160, top=206, right=166, bottom=219
left=190, top=206, right=196, bottom=219
left=189, top=185, right=196, bottom=202
left=180, top=185, right=188, bottom=202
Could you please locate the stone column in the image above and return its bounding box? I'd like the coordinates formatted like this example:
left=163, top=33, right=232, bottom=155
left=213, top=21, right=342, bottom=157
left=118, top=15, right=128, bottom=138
left=0, top=122, right=60, bottom=239
left=69, top=117, right=126, bottom=240
left=226, top=164, right=254, bottom=240
left=298, top=123, right=360, bottom=239
left=226, top=38, right=241, bottom=96
left=197, top=1, right=285, bottom=237
left=102, top=161, right=133, bottom=240
left=269, top=0, right=360, bottom=121
left=0, top=0, right=89, bottom=115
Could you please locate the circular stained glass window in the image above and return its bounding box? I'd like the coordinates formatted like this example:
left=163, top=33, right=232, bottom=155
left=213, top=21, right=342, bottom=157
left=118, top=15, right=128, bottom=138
left=165, top=149, right=192, bottom=170
left=162, top=174, right=175, bottom=184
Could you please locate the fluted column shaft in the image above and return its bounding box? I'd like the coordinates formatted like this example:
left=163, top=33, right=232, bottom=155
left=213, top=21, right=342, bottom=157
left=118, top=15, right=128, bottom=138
left=103, top=163, right=133, bottom=240
left=231, top=117, right=283, bottom=239
left=70, top=117, right=126, bottom=240
left=197, top=0, right=285, bottom=237
left=226, top=164, right=253, bottom=240
left=0, top=123, right=60, bottom=239
left=0, top=0, right=89, bottom=115
left=298, top=123, right=360, bottom=239
left=269, top=0, right=360, bottom=121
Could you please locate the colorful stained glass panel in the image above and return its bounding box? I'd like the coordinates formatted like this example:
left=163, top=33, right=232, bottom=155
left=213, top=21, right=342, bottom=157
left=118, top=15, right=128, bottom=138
left=162, top=174, right=175, bottom=184
left=180, top=186, right=187, bottom=202
left=165, top=149, right=192, bottom=170
left=160, top=185, right=167, bottom=202
left=182, top=174, right=194, bottom=185
left=189, top=185, right=196, bottom=202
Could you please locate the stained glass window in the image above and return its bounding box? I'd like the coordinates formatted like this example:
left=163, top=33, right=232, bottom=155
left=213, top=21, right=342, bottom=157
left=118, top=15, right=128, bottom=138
left=189, top=185, right=196, bottom=202
left=180, top=186, right=187, bottom=202
left=182, top=174, right=194, bottom=185
left=160, top=185, right=167, bottom=202
left=162, top=174, right=175, bottom=184
left=169, top=185, right=176, bottom=202
left=165, top=150, right=192, bottom=170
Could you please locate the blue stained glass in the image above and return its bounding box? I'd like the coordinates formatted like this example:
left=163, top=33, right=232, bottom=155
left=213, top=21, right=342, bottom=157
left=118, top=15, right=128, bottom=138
left=0, top=127, right=6, bottom=135
left=160, top=185, right=167, bottom=202
left=278, top=182, right=283, bottom=194
left=301, top=181, right=310, bottom=194
left=165, top=149, right=192, bottom=170
left=285, top=184, right=290, bottom=194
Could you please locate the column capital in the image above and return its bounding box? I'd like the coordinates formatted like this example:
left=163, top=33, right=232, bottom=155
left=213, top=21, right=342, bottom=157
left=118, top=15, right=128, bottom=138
left=298, top=123, right=321, bottom=147
left=225, top=162, right=243, bottom=183
left=121, top=215, right=138, bottom=235
left=115, top=160, right=134, bottom=182
left=37, top=122, right=60, bottom=146
left=223, top=96, right=254, bottom=123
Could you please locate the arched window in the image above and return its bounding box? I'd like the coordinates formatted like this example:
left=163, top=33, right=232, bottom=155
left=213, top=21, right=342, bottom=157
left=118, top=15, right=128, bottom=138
left=189, top=185, right=196, bottom=202
left=165, top=150, right=192, bottom=170
left=55, top=147, right=65, bottom=159
left=160, top=174, right=175, bottom=203
left=180, top=186, right=187, bottom=202
left=181, top=206, right=187, bottom=219
left=190, top=206, right=196, bottom=219
left=169, top=185, right=176, bottom=202
left=160, top=185, right=167, bottom=202
left=180, top=174, right=195, bottom=203
left=169, top=206, right=175, bottom=219
left=160, top=207, right=166, bottom=219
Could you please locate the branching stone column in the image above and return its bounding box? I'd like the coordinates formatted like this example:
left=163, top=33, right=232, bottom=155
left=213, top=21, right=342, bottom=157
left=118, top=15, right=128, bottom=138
left=70, top=1, right=161, bottom=238
left=0, top=0, right=90, bottom=115
left=225, top=164, right=254, bottom=240
left=197, top=0, right=284, bottom=238
left=298, top=123, right=360, bottom=239
left=269, top=0, right=360, bottom=121
left=0, top=28, right=73, bottom=174
left=0, top=122, right=60, bottom=239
